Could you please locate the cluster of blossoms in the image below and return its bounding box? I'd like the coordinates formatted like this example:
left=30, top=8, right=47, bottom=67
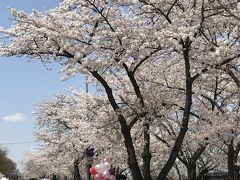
left=1, top=0, right=239, bottom=180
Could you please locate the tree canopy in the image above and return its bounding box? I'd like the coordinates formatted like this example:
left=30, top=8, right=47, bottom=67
left=0, top=0, right=239, bottom=180
left=0, top=147, right=16, bottom=176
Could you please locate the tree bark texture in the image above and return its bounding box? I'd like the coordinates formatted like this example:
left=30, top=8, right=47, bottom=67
left=187, top=163, right=197, bottom=180
left=142, top=123, right=152, bottom=180
left=73, top=159, right=82, bottom=180
left=156, top=38, right=193, bottom=180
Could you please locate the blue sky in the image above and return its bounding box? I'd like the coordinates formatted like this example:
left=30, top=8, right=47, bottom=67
left=0, top=0, right=86, bottom=171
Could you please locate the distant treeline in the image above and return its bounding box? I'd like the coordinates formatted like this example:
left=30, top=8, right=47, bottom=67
left=0, top=146, right=16, bottom=176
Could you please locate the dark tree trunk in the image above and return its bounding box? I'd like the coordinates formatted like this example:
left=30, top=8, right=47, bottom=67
left=91, top=71, right=144, bottom=180
left=156, top=38, right=193, bottom=180
left=234, top=166, right=240, bottom=180
left=73, top=159, right=81, bottom=180
left=228, top=143, right=235, bottom=180
left=190, top=145, right=208, bottom=180
left=196, top=168, right=209, bottom=180
left=227, top=143, right=240, bottom=180
left=178, top=144, right=207, bottom=180
left=187, top=163, right=197, bottom=180
left=142, top=123, right=152, bottom=180
left=52, top=174, right=58, bottom=180
left=120, top=121, right=144, bottom=180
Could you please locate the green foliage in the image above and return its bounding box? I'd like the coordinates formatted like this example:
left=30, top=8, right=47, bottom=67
left=0, top=147, right=16, bottom=176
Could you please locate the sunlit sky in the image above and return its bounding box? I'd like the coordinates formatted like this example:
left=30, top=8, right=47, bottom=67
left=0, top=0, right=86, bottom=170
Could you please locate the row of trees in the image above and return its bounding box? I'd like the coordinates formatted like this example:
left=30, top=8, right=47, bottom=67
left=0, top=147, right=16, bottom=176
left=0, top=0, right=239, bottom=179
left=22, top=84, right=239, bottom=180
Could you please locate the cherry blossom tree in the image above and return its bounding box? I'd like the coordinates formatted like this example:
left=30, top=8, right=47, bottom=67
left=208, top=80, right=240, bottom=179
left=22, top=151, right=57, bottom=179
left=33, top=92, right=112, bottom=179
left=1, top=0, right=240, bottom=179
left=191, top=61, right=240, bottom=180
left=28, top=91, right=129, bottom=179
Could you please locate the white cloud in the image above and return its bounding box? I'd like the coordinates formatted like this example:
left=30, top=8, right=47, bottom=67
left=2, top=113, right=25, bottom=123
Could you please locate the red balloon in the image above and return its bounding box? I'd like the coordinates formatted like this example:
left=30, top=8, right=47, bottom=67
left=89, top=167, right=97, bottom=176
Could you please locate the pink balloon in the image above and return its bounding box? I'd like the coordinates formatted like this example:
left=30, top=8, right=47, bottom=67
left=103, top=162, right=111, bottom=171
left=102, top=170, right=110, bottom=178
left=109, top=175, right=116, bottom=180
left=94, top=173, right=102, bottom=180
left=102, top=158, right=110, bottom=163
left=95, top=164, right=104, bottom=173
